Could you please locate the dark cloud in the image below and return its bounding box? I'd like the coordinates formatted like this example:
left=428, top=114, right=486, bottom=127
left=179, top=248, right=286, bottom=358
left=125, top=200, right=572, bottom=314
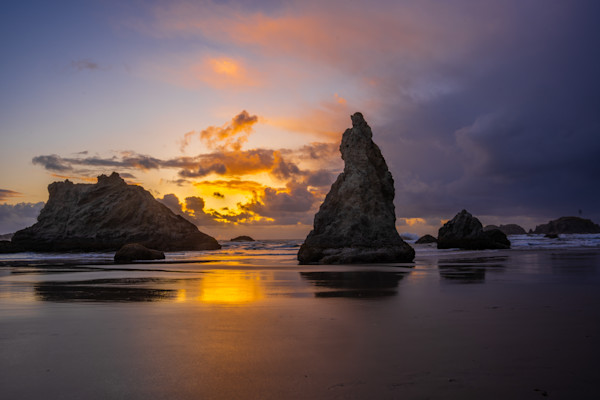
left=0, top=189, right=22, bottom=201
left=243, top=182, right=318, bottom=225
left=157, top=194, right=219, bottom=226
left=213, top=192, right=224, bottom=198
left=71, top=59, right=101, bottom=71
left=370, top=1, right=600, bottom=224
left=0, top=202, right=45, bottom=233
left=32, top=155, right=73, bottom=172
left=32, top=142, right=340, bottom=182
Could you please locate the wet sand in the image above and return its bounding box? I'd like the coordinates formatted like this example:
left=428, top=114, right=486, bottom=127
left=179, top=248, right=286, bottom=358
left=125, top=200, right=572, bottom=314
left=1, top=247, right=600, bottom=399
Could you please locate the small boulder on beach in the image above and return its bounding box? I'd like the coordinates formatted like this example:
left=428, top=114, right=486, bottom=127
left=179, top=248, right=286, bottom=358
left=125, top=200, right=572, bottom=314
left=114, top=243, right=165, bottom=263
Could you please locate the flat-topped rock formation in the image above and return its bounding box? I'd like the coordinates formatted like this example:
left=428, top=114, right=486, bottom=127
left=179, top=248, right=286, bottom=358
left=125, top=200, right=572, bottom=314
left=297, top=113, right=415, bottom=264
left=483, top=224, right=527, bottom=235
left=533, top=216, right=600, bottom=234
left=438, top=210, right=510, bottom=250
left=11, top=172, right=221, bottom=252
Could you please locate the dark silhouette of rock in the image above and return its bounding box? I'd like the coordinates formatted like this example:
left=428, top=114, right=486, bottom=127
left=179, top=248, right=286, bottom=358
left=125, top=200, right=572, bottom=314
left=484, top=224, right=527, bottom=235
left=230, top=235, right=255, bottom=242
left=437, top=210, right=510, bottom=250
left=415, top=234, right=437, bottom=244
left=533, top=216, right=600, bottom=234
left=0, top=240, right=23, bottom=253
left=544, top=233, right=559, bottom=239
left=114, top=243, right=165, bottom=263
left=297, top=113, right=415, bottom=264
left=11, top=172, right=221, bottom=252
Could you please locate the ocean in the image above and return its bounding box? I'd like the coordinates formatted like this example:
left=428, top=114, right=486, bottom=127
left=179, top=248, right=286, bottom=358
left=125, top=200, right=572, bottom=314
left=1, top=234, right=600, bottom=399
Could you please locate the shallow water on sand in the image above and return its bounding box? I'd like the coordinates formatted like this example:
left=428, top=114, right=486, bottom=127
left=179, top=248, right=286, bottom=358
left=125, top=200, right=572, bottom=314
left=1, top=239, right=600, bottom=399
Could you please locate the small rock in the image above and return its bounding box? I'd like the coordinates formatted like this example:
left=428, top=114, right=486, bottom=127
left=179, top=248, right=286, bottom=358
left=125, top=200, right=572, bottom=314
left=114, top=243, right=165, bottom=263
left=415, top=234, right=437, bottom=244
left=438, top=210, right=510, bottom=250
left=230, top=235, right=255, bottom=242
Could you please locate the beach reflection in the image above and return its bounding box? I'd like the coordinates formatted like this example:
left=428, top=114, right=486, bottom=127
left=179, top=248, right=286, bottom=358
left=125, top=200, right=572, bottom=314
left=437, top=259, right=506, bottom=284
left=31, top=271, right=270, bottom=305
left=196, top=270, right=266, bottom=304
left=34, top=280, right=177, bottom=302
left=300, top=270, right=410, bottom=298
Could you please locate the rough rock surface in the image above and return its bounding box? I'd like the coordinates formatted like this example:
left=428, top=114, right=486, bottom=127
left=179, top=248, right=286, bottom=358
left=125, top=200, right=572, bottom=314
left=230, top=235, right=255, bottom=242
left=415, top=234, right=437, bottom=244
left=533, top=216, right=600, bottom=234
left=11, top=172, right=221, bottom=252
left=114, top=243, right=165, bottom=263
left=297, top=113, right=415, bottom=264
left=438, top=210, right=510, bottom=250
left=483, top=224, right=527, bottom=235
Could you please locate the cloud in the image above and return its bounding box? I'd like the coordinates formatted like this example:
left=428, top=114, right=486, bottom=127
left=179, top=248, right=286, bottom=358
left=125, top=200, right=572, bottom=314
left=0, top=202, right=45, bottom=233
left=32, top=155, right=73, bottom=172
left=138, top=0, right=600, bottom=224
left=181, top=110, right=259, bottom=152
left=71, top=59, right=101, bottom=71
left=242, top=181, right=319, bottom=225
left=0, top=189, right=22, bottom=201
left=157, top=194, right=219, bottom=226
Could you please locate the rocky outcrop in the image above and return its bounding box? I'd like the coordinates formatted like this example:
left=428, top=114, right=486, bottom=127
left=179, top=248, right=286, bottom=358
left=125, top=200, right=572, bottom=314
left=415, top=234, right=437, bottom=244
left=297, top=113, right=415, bottom=264
left=0, top=240, right=23, bottom=253
left=11, top=172, right=221, bottom=252
left=438, top=210, right=510, bottom=250
left=230, top=235, right=255, bottom=242
left=114, top=243, right=165, bottom=263
left=483, top=224, right=527, bottom=235
left=533, top=217, right=600, bottom=234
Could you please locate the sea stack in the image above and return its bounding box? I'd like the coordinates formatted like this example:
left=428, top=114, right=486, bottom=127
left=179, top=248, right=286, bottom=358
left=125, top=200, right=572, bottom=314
left=11, top=172, right=221, bottom=252
left=437, top=209, right=510, bottom=250
left=297, top=113, right=415, bottom=264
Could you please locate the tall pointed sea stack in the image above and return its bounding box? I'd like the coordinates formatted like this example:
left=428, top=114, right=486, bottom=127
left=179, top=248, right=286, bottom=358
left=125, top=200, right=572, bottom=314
left=11, top=172, right=221, bottom=252
left=298, top=113, right=415, bottom=264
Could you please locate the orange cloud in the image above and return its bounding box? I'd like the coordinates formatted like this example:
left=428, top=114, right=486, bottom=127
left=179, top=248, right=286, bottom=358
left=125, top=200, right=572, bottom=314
left=192, top=56, right=260, bottom=89
left=181, top=110, right=259, bottom=152
left=400, top=217, right=427, bottom=227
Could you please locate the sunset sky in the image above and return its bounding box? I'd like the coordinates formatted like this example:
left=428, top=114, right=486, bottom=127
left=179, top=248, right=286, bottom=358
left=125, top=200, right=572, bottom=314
left=1, top=0, right=599, bottom=239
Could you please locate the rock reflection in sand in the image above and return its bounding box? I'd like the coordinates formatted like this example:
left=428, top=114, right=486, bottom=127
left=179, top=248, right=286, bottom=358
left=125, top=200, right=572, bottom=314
left=437, top=257, right=506, bottom=284
left=34, top=278, right=177, bottom=302
left=300, top=270, right=410, bottom=298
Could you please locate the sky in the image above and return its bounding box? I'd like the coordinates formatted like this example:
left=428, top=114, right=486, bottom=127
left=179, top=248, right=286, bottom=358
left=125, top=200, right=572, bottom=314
left=1, top=0, right=599, bottom=239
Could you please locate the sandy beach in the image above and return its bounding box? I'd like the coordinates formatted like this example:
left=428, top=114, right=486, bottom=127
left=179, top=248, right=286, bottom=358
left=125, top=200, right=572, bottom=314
left=1, top=242, right=600, bottom=399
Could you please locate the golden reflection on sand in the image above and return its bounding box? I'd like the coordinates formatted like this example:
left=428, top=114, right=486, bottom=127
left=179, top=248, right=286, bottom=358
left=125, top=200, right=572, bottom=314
left=199, top=271, right=266, bottom=304
left=172, top=271, right=269, bottom=305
